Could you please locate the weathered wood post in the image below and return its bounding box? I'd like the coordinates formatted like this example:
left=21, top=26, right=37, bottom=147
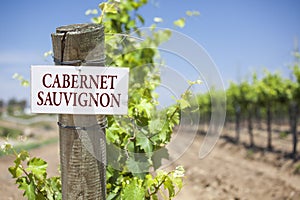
left=51, top=24, right=106, bottom=200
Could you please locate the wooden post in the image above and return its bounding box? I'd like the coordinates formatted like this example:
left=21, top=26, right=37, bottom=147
left=51, top=24, right=106, bottom=200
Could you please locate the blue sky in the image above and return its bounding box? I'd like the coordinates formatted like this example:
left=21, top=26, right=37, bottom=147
left=1, top=0, right=300, bottom=102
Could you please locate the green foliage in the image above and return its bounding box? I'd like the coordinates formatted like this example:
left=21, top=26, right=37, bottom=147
left=226, top=82, right=240, bottom=117
left=105, top=81, right=196, bottom=199
left=196, top=92, right=211, bottom=118
left=6, top=98, right=27, bottom=116
left=85, top=9, right=98, bottom=16
left=145, top=166, right=185, bottom=199
left=255, top=70, right=286, bottom=106
left=122, top=178, right=145, bottom=200
left=292, top=64, right=300, bottom=99
left=173, top=18, right=185, bottom=28
left=226, top=79, right=257, bottom=116
left=43, top=50, right=53, bottom=58
left=13, top=73, right=29, bottom=87
left=105, top=165, right=184, bottom=200
left=0, top=126, right=23, bottom=139
left=173, top=10, right=200, bottom=28
left=1, top=144, right=61, bottom=200
left=224, top=57, right=300, bottom=152
left=225, top=70, right=294, bottom=122
left=186, top=10, right=200, bottom=17
left=93, top=0, right=195, bottom=199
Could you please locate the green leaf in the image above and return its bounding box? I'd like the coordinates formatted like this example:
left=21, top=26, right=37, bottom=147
left=99, top=2, right=118, bottom=14
left=19, top=150, right=29, bottom=161
left=8, top=165, right=23, bottom=178
left=136, top=130, right=153, bottom=153
left=106, top=123, right=121, bottom=143
left=122, top=179, right=145, bottom=200
left=126, top=157, right=149, bottom=177
left=174, top=166, right=185, bottom=178
left=85, top=9, right=98, bottom=16
left=173, top=18, right=185, bottom=28
left=43, top=50, right=53, bottom=58
left=188, top=79, right=202, bottom=85
left=159, top=123, right=170, bottom=142
left=36, top=193, right=47, bottom=200
left=186, top=10, right=200, bottom=16
left=12, top=73, right=29, bottom=87
left=178, top=98, right=191, bottom=109
left=163, top=177, right=175, bottom=197
left=137, top=14, right=145, bottom=24
left=152, top=147, right=169, bottom=170
left=136, top=99, right=153, bottom=118
left=167, top=106, right=180, bottom=129
left=152, top=194, right=158, bottom=200
left=49, top=176, right=62, bottom=193
left=26, top=157, right=48, bottom=180
left=120, top=14, right=129, bottom=23
left=127, top=20, right=136, bottom=29
left=17, top=177, right=36, bottom=200
left=107, top=192, right=118, bottom=200
left=149, top=118, right=162, bottom=133
left=153, top=29, right=172, bottom=45
left=1, top=142, right=13, bottom=153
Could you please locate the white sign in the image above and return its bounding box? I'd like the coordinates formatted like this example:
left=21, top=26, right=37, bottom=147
left=31, top=65, right=129, bottom=115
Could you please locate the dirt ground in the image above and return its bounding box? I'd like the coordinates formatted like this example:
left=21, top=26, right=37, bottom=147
left=172, top=131, right=300, bottom=200
left=1, top=124, right=300, bottom=200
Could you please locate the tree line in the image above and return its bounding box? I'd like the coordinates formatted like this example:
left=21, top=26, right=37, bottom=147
left=0, top=98, right=27, bottom=116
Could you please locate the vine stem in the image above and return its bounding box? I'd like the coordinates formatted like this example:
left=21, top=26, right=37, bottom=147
left=11, top=148, right=31, bottom=179
left=124, top=118, right=137, bottom=158
left=169, top=83, right=194, bottom=120
left=148, top=172, right=171, bottom=197
left=148, top=83, right=195, bottom=140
